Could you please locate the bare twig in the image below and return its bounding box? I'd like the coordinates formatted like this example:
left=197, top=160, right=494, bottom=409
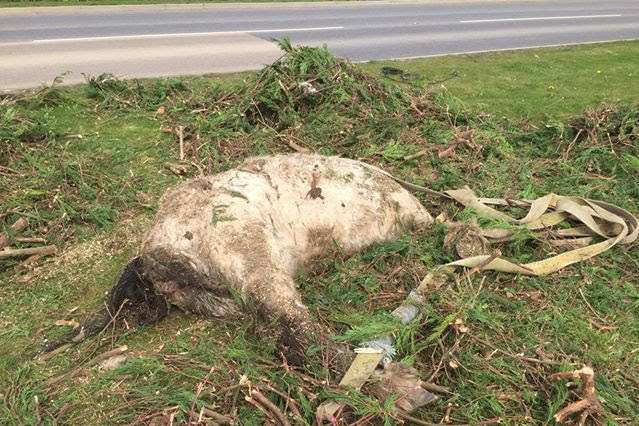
left=36, top=343, right=72, bottom=363
left=420, top=381, right=452, bottom=395
left=551, top=365, right=602, bottom=424
left=189, top=366, right=216, bottom=423
left=250, top=389, right=292, bottom=426
left=403, top=148, right=431, bottom=161
left=0, top=165, right=22, bottom=176
left=15, top=237, right=46, bottom=244
left=469, top=335, right=566, bottom=366
left=0, top=245, right=57, bottom=260
left=619, top=370, right=639, bottom=388
left=200, top=406, right=234, bottom=425
left=578, top=288, right=608, bottom=324
left=19, top=254, right=43, bottom=268
left=261, top=120, right=309, bottom=153
left=563, top=129, right=583, bottom=159
left=177, top=125, right=185, bottom=161
left=244, top=395, right=275, bottom=422
left=260, top=381, right=304, bottom=422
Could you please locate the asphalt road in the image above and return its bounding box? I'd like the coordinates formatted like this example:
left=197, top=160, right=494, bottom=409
left=1, top=0, right=638, bottom=90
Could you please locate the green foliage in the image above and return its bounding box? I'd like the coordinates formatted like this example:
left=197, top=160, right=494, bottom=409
left=0, top=102, right=57, bottom=164
left=85, top=73, right=188, bottom=110
left=331, top=311, right=402, bottom=344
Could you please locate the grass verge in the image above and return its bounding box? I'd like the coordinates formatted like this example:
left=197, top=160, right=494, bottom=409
left=1, top=40, right=638, bottom=425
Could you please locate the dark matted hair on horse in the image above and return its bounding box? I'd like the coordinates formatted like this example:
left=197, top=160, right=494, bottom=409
left=42, top=257, right=168, bottom=353
left=108, top=257, right=168, bottom=325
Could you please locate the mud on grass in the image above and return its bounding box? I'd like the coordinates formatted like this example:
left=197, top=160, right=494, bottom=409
left=1, top=41, right=638, bottom=424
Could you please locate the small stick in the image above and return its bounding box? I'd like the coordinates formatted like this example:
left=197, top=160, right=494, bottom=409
left=0, top=245, right=57, bottom=260
left=260, top=381, right=304, bottom=422
left=55, top=403, right=71, bottom=422
left=37, top=343, right=72, bottom=362
left=469, top=335, right=565, bottom=366
left=0, top=217, right=29, bottom=250
left=403, top=148, right=430, bottom=161
left=201, top=406, right=234, bottom=425
left=250, top=389, right=292, bottom=426
left=177, top=125, right=185, bottom=161
left=578, top=288, right=608, bottom=324
left=245, top=395, right=275, bottom=422
left=15, top=237, right=46, bottom=244
left=0, top=165, right=21, bottom=175
left=551, top=365, right=601, bottom=424
left=420, top=381, right=451, bottom=395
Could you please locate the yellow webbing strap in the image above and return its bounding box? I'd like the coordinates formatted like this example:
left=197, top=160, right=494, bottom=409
left=443, top=187, right=638, bottom=276
left=366, top=161, right=638, bottom=276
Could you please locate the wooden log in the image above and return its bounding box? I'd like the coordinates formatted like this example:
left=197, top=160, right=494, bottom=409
left=0, top=245, right=57, bottom=260
left=15, top=237, right=47, bottom=244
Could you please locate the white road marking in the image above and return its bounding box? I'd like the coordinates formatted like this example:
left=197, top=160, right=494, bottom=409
left=31, top=26, right=345, bottom=44
left=460, top=14, right=622, bottom=24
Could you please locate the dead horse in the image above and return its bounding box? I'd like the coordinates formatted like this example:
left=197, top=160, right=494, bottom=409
left=53, top=154, right=433, bottom=358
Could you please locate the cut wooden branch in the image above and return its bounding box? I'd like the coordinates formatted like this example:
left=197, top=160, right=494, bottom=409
left=250, top=389, right=292, bottom=426
left=15, top=237, right=47, bottom=244
left=420, top=381, right=452, bottom=395
left=260, top=381, right=304, bottom=423
left=403, top=148, right=430, bottom=161
left=36, top=343, right=72, bottom=363
left=244, top=395, right=276, bottom=423
left=177, top=125, right=185, bottom=161
left=0, top=245, right=57, bottom=260
left=201, top=406, right=234, bottom=425
left=551, top=365, right=602, bottom=424
left=0, top=217, right=29, bottom=250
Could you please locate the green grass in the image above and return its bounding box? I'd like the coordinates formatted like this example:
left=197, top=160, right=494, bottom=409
left=1, top=41, right=638, bottom=425
left=363, top=41, right=639, bottom=121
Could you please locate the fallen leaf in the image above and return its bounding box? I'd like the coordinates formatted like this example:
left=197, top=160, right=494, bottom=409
left=451, top=318, right=469, bottom=334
